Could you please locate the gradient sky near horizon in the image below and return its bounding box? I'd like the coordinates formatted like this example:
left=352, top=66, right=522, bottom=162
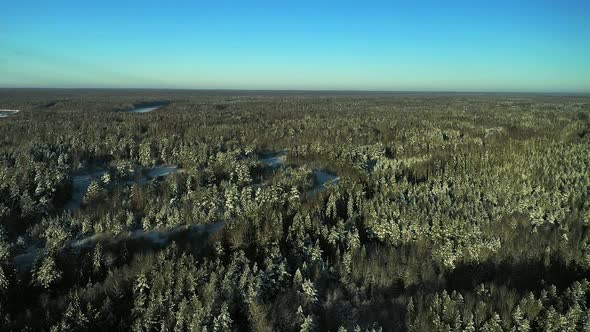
left=1, top=0, right=589, bottom=92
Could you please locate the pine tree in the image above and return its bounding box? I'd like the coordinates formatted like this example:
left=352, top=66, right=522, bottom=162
left=213, top=302, right=233, bottom=332
left=35, top=255, right=62, bottom=289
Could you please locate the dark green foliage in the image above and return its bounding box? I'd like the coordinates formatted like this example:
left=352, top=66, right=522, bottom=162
left=1, top=89, right=590, bottom=331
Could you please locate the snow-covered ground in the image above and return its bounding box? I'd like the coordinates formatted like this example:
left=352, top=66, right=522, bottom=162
left=0, top=109, right=20, bottom=117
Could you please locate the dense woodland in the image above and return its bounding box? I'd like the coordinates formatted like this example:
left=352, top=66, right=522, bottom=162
left=1, top=89, right=590, bottom=331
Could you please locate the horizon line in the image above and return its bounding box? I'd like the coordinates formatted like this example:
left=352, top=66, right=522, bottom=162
left=1, top=87, right=589, bottom=96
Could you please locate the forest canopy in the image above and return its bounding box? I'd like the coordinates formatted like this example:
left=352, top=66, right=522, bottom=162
left=1, top=89, right=590, bottom=331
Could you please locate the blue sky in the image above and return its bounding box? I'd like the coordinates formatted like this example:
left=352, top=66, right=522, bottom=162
left=1, top=0, right=589, bottom=92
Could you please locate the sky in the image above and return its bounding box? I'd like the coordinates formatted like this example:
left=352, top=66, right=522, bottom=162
left=1, top=0, right=589, bottom=92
